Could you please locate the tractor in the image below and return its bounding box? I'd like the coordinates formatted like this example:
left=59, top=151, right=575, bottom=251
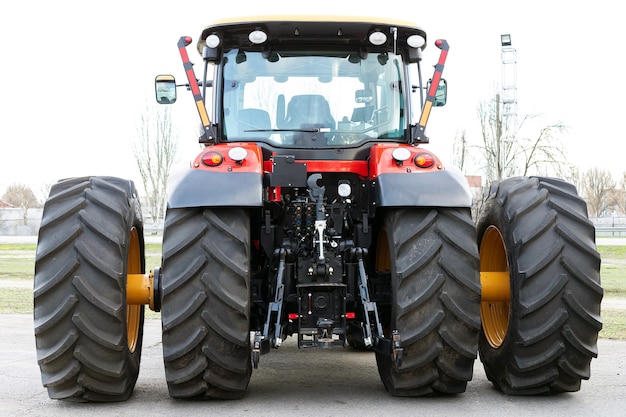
left=34, top=16, right=602, bottom=401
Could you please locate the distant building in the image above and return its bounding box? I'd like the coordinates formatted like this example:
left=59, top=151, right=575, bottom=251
left=465, top=176, right=482, bottom=188
left=0, top=199, right=13, bottom=208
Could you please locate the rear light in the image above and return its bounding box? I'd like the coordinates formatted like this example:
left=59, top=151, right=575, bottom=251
left=345, top=312, right=356, bottom=319
left=414, top=152, right=435, bottom=168
left=201, top=151, right=224, bottom=167
left=288, top=313, right=299, bottom=320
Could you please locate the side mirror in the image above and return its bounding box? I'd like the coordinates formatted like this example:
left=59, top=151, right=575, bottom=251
left=427, top=78, right=447, bottom=106
left=155, top=75, right=177, bottom=104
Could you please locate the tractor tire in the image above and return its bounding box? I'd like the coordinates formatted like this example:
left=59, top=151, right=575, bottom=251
left=160, top=207, right=252, bottom=399
left=33, top=176, right=145, bottom=402
left=375, top=208, right=481, bottom=396
left=477, top=176, right=602, bottom=395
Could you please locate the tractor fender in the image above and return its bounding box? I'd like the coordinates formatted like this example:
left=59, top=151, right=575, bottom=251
left=373, top=166, right=472, bottom=208
left=167, top=168, right=263, bottom=208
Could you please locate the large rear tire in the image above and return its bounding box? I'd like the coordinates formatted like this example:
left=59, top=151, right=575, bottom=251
left=375, top=208, right=481, bottom=396
left=477, top=176, right=602, bottom=394
left=161, top=207, right=252, bottom=399
left=34, top=177, right=145, bottom=402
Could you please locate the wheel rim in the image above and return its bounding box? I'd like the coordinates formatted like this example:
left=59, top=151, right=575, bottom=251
left=375, top=228, right=392, bottom=337
left=375, top=229, right=391, bottom=271
left=127, top=227, right=142, bottom=353
left=480, top=226, right=510, bottom=348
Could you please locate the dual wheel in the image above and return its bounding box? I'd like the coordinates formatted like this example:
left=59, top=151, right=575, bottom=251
left=33, top=176, right=602, bottom=401
left=34, top=177, right=251, bottom=401
left=374, top=176, right=602, bottom=395
left=476, top=176, right=602, bottom=394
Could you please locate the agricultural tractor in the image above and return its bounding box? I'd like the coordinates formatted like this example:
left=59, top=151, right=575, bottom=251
left=34, top=16, right=602, bottom=401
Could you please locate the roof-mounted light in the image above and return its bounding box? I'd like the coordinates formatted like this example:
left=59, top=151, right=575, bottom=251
left=249, top=30, right=268, bottom=44
left=407, top=34, right=425, bottom=49
left=368, top=31, right=387, bottom=46
left=205, top=34, right=221, bottom=48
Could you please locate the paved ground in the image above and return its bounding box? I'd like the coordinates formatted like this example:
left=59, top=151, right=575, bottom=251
left=1, top=315, right=625, bottom=416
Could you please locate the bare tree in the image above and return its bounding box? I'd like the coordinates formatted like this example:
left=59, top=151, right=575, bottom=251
left=133, top=103, right=178, bottom=223
left=616, top=172, right=626, bottom=214
left=604, top=172, right=626, bottom=215
left=477, top=93, right=515, bottom=181
left=2, top=183, right=40, bottom=225
left=476, top=92, right=568, bottom=182
left=580, top=168, right=615, bottom=217
left=514, top=121, right=569, bottom=177
left=452, top=129, right=468, bottom=172
left=37, top=182, right=53, bottom=205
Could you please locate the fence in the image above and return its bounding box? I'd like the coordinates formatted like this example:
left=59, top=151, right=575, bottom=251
left=591, top=217, right=626, bottom=237
left=0, top=208, right=42, bottom=236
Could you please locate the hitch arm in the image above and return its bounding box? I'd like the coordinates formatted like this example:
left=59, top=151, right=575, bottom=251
left=177, top=36, right=216, bottom=143
left=412, top=39, right=449, bottom=144
left=353, top=248, right=383, bottom=346
left=263, top=248, right=287, bottom=348
left=353, top=248, right=403, bottom=366
left=253, top=249, right=288, bottom=369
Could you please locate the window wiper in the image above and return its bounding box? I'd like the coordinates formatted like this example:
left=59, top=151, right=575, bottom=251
left=243, top=128, right=332, bottom=133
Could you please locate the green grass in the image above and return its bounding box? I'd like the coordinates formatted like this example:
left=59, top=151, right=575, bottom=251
left=598, top=245, right=626, bottom=258
left=600, top=309, right=626, bottom=340
left=0, top=244, right=37, bottom=251
left=601, top=265, right=624, bottom=298
left=0, top=287, right=33, bottom=314
left=0, top=255, right=34, bottom=280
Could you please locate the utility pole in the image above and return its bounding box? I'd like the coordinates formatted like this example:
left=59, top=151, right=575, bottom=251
left=500, top=34, right=517, bottom=176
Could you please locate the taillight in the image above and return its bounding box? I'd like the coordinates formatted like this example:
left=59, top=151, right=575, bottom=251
left=345, top=312, right=356, bottom=319
left=201, top=151, right=224, bottom=167
left=414, top=152, right=435, bottom=168
left=288, top=313, right=299, bottom=320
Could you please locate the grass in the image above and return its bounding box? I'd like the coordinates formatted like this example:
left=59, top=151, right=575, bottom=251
left=600, top=310, right=626, bottom=340
left=0, top=287, right=32, bottom=314
left=1, top=243, right=624, bottom=338
left=601, top=265, right=624, bottom=298
left=0, top=256, right=34, bottom=280
left=597, top=245, right=626, bottom=258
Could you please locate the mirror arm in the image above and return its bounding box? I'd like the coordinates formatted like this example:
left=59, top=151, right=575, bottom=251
left=177, top=36, right=216, bottom=144
left=411, top=39, right=449, bottom=144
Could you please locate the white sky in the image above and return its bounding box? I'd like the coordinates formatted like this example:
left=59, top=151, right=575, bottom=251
left=1, top=0, right=623, bottom=198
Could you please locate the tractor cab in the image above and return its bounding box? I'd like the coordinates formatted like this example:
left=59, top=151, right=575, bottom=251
left=156, top=17, right=446, bottom=151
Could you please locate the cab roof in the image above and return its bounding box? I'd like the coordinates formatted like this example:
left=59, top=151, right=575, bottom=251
left=196, top=15, right=427, bottom=54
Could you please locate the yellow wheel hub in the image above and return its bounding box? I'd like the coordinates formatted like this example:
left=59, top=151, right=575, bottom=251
left=126, top=227, right=142, bottom=353
left=479, top=226, right=511, bottom=348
